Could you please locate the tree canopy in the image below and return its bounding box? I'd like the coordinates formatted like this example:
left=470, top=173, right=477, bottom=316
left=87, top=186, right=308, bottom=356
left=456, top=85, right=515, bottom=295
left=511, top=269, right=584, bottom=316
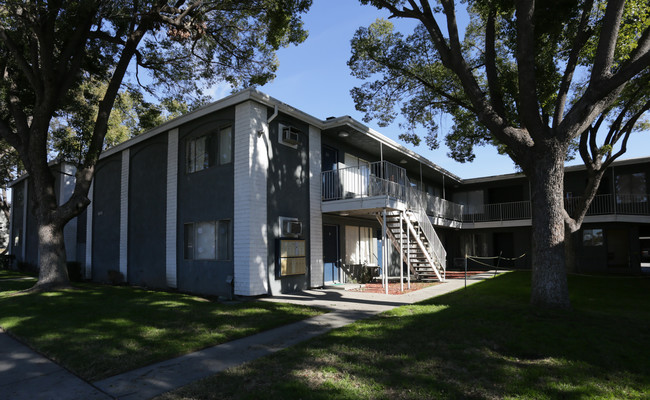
left=352, top=0, right=650, bottom=308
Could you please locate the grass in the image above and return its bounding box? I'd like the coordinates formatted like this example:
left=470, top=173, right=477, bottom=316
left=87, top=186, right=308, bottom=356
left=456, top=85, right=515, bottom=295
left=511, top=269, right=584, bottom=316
left=158, top=271, right=650, bottom=400
left=0, top=273, right=324, bottom=381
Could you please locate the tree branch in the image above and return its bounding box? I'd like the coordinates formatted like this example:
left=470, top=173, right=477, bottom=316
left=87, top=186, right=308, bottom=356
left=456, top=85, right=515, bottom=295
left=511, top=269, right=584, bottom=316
left=515, top=0, right=545, bottom=137
left=485, top=7, right=506, bottom=120
left=0, top=27, right=39, bottom=90
left=553, top=0, right=594, bottom=127
left=591, top=0, right=626, bottom=82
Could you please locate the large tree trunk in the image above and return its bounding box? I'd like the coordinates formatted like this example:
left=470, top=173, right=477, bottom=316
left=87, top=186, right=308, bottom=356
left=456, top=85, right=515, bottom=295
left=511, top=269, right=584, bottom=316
left=35, top=219, right=70, bottom=289
left=27, top=163, right=77, bottom=291
left=528, top=149, right=571, bottom=309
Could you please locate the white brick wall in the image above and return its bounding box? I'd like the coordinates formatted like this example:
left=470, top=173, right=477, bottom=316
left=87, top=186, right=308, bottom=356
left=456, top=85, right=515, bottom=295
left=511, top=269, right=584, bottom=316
left=166, top=129, right=179, bottom=288
left=85, top=181, right=93, bottom=279
left=21, top=181, right=27, bottom=261
left=309, top=125, right=324, bottom=287
left=119, top=149, right=130, bottom=278
left=233, top=101, right=269, bottom=296
left=60, top=164, right=77, bottom=262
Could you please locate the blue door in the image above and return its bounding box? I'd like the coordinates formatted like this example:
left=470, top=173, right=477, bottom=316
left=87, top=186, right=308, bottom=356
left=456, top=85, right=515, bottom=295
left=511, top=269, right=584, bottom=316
left=323, top=224, right=340, bottom=283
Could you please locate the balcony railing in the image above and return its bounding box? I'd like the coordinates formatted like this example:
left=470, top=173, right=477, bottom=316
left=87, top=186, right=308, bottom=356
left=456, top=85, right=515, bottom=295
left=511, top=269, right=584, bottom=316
left=322, top=161, right=463, bottom=222
left=462, top=194, right=650, bottom=223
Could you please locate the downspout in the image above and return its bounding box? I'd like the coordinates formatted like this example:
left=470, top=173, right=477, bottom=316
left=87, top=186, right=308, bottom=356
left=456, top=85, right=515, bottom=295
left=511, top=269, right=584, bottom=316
left=267, top=105, right=279, bottom=124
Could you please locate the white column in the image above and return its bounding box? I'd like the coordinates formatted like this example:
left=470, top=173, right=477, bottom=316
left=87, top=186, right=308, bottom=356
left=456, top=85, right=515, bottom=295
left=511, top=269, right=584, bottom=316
left=407, top=216, right=411, bottom=289
left=119, top=149, right=130, bottom=279
left=85, top=181, right=94, bottom=279
left=400, top=211, right=403, bottom=292
left=21, top=181, right=27, bottom=261
left=166, top=129, right=179, bottom=288
left=308, top=125, right=323, bottom=288
left=233, top=101, right=269, bottom=296
left=7, top=187, right=14, bottom=256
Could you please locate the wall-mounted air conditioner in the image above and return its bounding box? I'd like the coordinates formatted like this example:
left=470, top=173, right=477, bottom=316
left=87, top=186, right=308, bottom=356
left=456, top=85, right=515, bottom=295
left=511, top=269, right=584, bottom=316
left=280, top=216, right=302, bottom=237
left=279, top=124, right=301, bottom=147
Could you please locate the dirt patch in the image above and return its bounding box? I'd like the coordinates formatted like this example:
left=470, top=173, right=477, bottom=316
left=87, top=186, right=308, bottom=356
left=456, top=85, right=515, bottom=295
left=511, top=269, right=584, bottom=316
left=350, top=281, right=441, bottom=294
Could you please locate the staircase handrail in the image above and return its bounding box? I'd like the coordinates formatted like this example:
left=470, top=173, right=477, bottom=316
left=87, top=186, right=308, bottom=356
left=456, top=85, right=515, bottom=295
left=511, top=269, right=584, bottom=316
left=403, top=216, right=444, bottom=282
left=404, top=178, right=447, bottom=275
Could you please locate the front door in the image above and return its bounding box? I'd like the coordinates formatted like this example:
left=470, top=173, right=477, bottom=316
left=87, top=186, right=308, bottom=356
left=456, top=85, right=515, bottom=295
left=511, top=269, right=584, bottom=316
left=323, top=224, right=340, bottom=283
left=607, top=229, right=630, bottom=269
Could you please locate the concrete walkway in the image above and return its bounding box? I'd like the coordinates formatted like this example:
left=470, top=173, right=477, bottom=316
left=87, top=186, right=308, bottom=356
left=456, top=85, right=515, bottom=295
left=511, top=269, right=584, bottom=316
left=1, top=273, right=492, bottom=400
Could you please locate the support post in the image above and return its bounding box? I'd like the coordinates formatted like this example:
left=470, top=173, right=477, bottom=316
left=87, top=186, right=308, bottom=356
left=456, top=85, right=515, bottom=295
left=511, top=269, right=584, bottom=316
left=464, top=254, right=468, bottom=289
left=382, top=208, right=387, bottom=290
left=383, top=208, right=389, bottom=294
left=399, top=211, right=404, bottom=292
left=407, top=216, right=411, bottom=289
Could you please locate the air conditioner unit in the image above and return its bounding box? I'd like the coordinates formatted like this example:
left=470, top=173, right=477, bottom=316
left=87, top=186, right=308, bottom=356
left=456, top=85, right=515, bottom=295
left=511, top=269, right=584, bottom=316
left=281, top=125, right=301, bottom=145
left=282, top=219, right=302, bottom=236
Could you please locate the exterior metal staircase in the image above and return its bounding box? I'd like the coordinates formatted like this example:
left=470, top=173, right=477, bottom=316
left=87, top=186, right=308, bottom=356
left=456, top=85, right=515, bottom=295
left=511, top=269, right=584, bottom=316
left=378, top=207, right=446, bottom=282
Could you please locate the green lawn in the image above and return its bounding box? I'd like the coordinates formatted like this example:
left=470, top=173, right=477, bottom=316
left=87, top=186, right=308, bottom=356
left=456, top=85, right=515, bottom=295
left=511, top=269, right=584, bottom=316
left=0, top=274, right=324, bottom=381
left=159, top=271, right=650, bottom=400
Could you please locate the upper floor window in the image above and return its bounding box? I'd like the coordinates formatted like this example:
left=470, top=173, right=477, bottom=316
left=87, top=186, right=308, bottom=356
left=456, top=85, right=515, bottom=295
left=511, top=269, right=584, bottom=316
left=186, top=126, right=232, bottom=173
left=616, top=172, right=647, bottom=203
left=186, top=135, right=209, bottom=173
left=218, top=126, right=232, bottom=165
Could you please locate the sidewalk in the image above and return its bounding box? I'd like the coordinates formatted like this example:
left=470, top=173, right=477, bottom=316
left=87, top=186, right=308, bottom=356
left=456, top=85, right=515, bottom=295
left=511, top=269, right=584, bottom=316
left=1, top=273, right=492, bottom=400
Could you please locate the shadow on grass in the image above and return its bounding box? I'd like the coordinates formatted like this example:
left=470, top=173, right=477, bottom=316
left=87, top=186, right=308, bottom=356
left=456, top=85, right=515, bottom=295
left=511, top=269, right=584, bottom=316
left=160, top=272, right=650, bottom=400
left=0, top=280, right=324, bottom=381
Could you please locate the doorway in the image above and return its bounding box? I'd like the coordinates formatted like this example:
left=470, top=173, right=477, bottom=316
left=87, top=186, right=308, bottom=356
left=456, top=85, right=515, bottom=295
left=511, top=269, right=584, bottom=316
left=323, top=224, right=340, bottom=283
left=493, top=232, right=514, bottom=268
left=607, top=229, right=629, bottom=269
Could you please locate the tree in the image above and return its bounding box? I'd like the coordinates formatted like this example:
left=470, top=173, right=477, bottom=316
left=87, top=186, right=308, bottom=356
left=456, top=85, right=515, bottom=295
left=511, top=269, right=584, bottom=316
left=0, top=0, right=311, bottom=291
left=351, top=0, right=650, bottom=308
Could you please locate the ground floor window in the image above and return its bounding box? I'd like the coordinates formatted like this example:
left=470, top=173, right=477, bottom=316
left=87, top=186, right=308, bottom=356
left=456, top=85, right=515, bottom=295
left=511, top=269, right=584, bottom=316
left=345, top=225, right=377, bottom=265
left=184, top=220, right=231, bottom=260
left=583, top=228, right=604, bottom=246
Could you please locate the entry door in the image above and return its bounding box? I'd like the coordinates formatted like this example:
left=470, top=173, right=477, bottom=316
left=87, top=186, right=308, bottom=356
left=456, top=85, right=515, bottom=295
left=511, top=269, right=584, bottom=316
left=607, top=229, right=629, bottom=269
left=493, top=232, right=514, bottom=268
left=323, top=224, right=340, bottom=283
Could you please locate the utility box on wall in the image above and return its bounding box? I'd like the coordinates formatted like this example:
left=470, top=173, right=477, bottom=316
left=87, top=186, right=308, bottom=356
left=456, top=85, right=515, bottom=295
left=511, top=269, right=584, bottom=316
left=278, top=239, right=306, bottom=276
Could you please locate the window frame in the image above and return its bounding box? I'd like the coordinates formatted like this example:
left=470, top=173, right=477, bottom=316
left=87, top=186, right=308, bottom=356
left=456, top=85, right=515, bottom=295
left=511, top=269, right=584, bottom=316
left=185, top=125, right=233, bottom=174
left=583, top=228, right=604, bottom=247
left=183, top=220, right=232, bottom=261
left=186, top=135, right=210, bottom=174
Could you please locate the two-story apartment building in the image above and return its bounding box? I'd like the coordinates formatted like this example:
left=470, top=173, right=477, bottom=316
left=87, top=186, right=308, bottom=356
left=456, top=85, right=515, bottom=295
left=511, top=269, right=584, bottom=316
left=8, top=89, right=650, bottom=298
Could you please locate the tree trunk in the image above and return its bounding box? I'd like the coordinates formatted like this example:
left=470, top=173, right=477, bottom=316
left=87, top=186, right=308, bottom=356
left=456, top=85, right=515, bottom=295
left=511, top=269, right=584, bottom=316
left=34, top=219, right=70, bottom=289
left=528, top=150, right=571, bottom=309
left=27, top=164, right=76, bottom=291
left=564, top=224, right=578, bottom=273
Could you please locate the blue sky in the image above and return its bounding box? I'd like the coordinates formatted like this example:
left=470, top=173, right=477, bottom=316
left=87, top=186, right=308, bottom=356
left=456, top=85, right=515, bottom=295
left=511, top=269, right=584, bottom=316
left=211, top=0, right=649, bottom=179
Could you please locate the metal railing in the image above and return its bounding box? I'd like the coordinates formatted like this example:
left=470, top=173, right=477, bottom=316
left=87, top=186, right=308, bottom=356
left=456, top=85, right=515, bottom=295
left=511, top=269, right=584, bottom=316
left=321, top=160, right=449, bottom=272
left=322, top=160, right=463, bottom=222
left=462, top=194, right=650, bottom=223
left=422, top=192, right=464, bottom=222
left=462, top=200, right=531, bottom=223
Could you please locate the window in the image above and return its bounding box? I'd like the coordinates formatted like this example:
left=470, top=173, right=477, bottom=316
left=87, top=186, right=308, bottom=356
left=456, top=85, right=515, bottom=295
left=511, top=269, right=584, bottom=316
left=184, top=220, right=231, bottom=260
left=345, top=225, right=377, bottom=265
left=583, top=228, right=604, bottom=246
left=218, top=126, right=232, bottom=165
left=186, top=126, right=232, bottom=173
left=186, top=135, right=209, bottom=173
left=616, top=172, right=647, bottom=203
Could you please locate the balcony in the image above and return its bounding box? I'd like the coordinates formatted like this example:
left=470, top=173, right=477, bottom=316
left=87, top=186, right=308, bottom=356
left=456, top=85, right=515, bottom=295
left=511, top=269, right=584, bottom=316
left=321, top=161, right=463, bottom=226
left=462, top=194, right=650, bottom=226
